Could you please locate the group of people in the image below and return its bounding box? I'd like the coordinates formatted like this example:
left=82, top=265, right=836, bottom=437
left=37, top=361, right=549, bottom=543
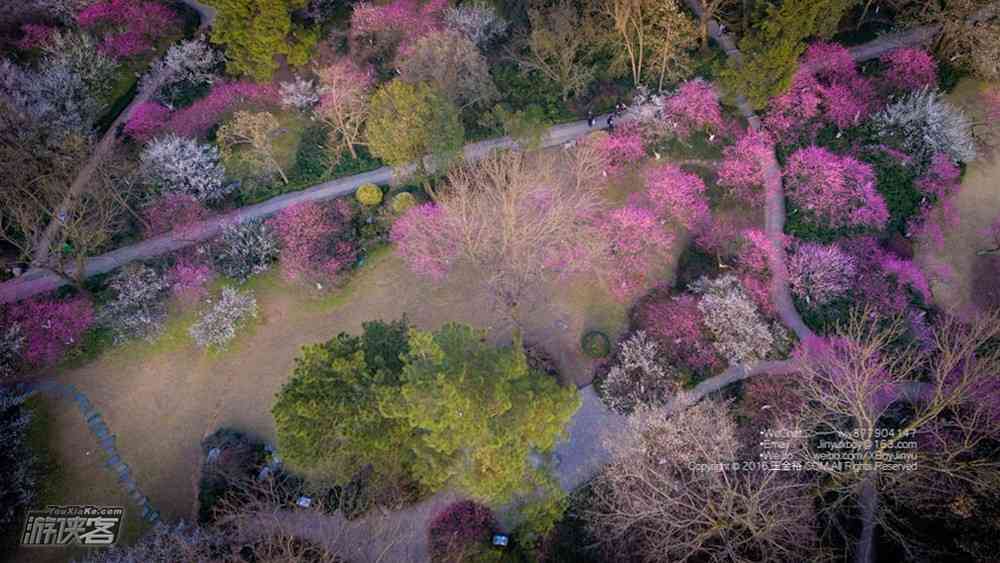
left=587, top=101, right=629, bottom=132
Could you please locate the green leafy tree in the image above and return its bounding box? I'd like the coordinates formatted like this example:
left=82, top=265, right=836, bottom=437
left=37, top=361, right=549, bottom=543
left=366, top=80, right=465, bottom=188
left=204, top=0, right=319, bottom=81
left=272, top=319, right=412, bottom=485
left=721, top=0, right=853, bottom=108
left=379, top=324, right=580, bottom=504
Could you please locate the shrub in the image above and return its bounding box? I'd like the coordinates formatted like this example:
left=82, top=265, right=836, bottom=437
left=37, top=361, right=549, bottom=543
left=189, top=287, right=257, bottom=349
left=279, top=76, right=320, bottom=111
left=428, top=500, right=497, bottom=563
left=268, top=201, right=356, bottom=283
left=4, top=296, right=94, bottom=366
left=355, top=183, right=383, bottom=206
left=212, top=219, right=280, bottom=282
left=0, top=323, right=24, bottom=379
left=602, top=331, right=679, bottom=413
left=0, top=389, right=37, bottom=528
left=873, top=89, right=977, bottom=163
left=139, top=135, right=229, bottom=202
left=581, top=330, right=611, bottom=359
left=690, top=275, right=786, bottom=366
left=98, top=264, right=169, bottom=343
left=390, top=192, right=417, bottom=215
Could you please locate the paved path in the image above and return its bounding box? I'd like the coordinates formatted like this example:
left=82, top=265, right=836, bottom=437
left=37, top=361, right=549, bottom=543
left=0, top=117, right=608, bottom=305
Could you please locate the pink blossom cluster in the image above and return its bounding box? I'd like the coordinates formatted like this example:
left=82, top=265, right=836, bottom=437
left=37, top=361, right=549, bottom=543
left=635, top=164, right=710, bottom=232
left=16, top=24, right=57, bottom=50
left=840, top=237, right=932, bottom=316
left=735, top=229, right=775, bottom=276
left=717, top=129, right=775, bottom=206
left=3, top=296, right=94, bottom=366
left=880, top=48, right=938, bottom=92
left=593, top=125, right=646, bottom=177
left=601, top=205, right=674, bottom=301
left=662, top=79, right=725, bottom=139
left=269, top=201, right=356, bottom=283
left=350, top=0, right=447, bottom=57
left=167, top=257, right=214, bottom=301
left=693, top=212, right=748, bottom=256
left=634, top=293, right=722, bottom=373
left=765, top=42, right=877, bottom=138
left=124, top=101, right=171, bottom=142
left=390, top=203, right=458, bottom=281
left=165, top=81, right=279, bottom=138
left=143, top=194, right=210, bottom=237
left=916, top=153, right=961, bottom=200
left=908, top=153, right=962, bottom=250
left=784, top=146, right=889, bottom=231
left=77, top=0, right=177, bottom=59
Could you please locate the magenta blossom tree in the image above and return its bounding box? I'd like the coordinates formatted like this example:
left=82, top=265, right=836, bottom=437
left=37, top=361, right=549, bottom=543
left=165, top=81, right=279, bottom=138
left=787, top=241, right=857, bottom=307
left=633, top=293, right=721, bottom=374
left=4, top=296, right=94, bottom=366
left=350, top=0, right=447, bottom=63
left=167, top=256, right=214, bottom=302
left=124, top=101, right=170, bottom=142
left=635, top=163, right=710, bottom=233
left=662, top=79, right=725, bottom=140
left=880, top=48, right=938, bottom=92
left=601, top=205, right=674, bottom=301
left=268, top=201, right=356, bottom=283
left=142, top=194, right=210, bottom=238
left=784, top=146, right=889, bottom=231
left=583, top=125, right=646, bottom=178
left=840, top=237, right=932, bottom=317
left=77, top=0, right=177, bottom=59
left=15, top=24, right=57, bottom=50
left=717, top=129, right=774, bottom=206
left=428, top=500, right=496, bottom=562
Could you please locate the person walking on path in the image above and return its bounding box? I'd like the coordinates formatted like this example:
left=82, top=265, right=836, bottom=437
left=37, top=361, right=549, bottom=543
left=587, top=110, right=595, bottom=128
left=606, top=114, right=615, bottom=132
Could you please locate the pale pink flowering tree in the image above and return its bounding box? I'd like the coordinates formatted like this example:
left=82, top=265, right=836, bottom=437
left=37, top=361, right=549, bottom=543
left=581, top=126, right=645, bottom=178
left=269, top=201, right=356, bottom=284
left=15, top=24, right=57, bottom=50
left=661, top=79, right=725, bottom=140
left=787, top=241, right=857, bottom=306
left=390, top=203, right=458, bottom=281
left=349, top=0, right=447, bottom=64
left=733, top=229, right=785, bottom=317
left=717, top=129, right=774, bottom=206
left=784, top=146, right=889, bottom=231
left=635, top=164, right=710, bottom=233
left=167, top=257, right=214, bottom=302
left=3, top=296, right=94, bottom=366
left=880, top=48, right=938, bottom=92
left=123, top=101, right=170, bottom=142
left=800, top=41, right=857, bottom=84
left=316, top=59, right=374, bottom=160
left=601, top=205, right=674, bottom=301
left=909, top=153, right=961, bottom=250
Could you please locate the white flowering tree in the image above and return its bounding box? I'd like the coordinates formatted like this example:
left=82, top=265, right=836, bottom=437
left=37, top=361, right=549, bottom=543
left=873, top=88, right=978, bottom=163
left=212, top=219, right=280, bottom=282
left=443, top=2, right=508, bottom=49
left=601, top=331, right=680, bottom=414
left=189, top=287, right=258, bottom=349
left=144, top=39, right=220, bottom=104
left=691, top=275, right=788, bottom=365
left=140, top=135, right=229, bottom=202
left=98, top=264, right=170, bottom=343
left=279, top=75, right=320, bottom=111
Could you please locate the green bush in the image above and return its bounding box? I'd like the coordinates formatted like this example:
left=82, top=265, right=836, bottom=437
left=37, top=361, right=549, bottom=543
left=391, top=192, right=417, bottom=215
left=580, top=331, right=611, bottom=359
left=862, top=150, right=921, bottom=237
left=356, top=183, right=383, bottom=206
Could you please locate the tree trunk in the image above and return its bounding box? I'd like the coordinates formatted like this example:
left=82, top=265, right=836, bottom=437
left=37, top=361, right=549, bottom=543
left=855, top=478, right=878, bottom=563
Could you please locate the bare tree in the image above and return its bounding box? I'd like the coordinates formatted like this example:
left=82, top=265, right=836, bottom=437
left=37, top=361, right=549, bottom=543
left=602, top=0, right=699, bottom=89
left=512, top=0, right=598, bottom=100
left=584, top=400, right=824, bottom=562
left=792, top=310, right=1000, bottom=561
left=217, top=111, right=289, bottom=185
left=394, top=149, right=608, bottom=324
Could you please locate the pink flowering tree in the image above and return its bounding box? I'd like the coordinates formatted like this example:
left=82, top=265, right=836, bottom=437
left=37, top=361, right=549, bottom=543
left=717, top=129, right=774, bottom=206
left=661, top=79, right=725, bottom=140
left=77, top=0, right=177, bottom=59
left=3, top=296, right=94, bottom=366
left=840, top=237, right=932, bottom=318
left=633, top=293, right=721, bottom=375
left=787, top=241, right=857, bottom=307
left=15, top=24, right=57, bottom=51
left=165, top=81, right=279, bottom=138
left=142, top=194, right=210, bottom=238
left=581, top=125, right=646, bottom=178
left=635, top=163, right=710, bottom=233
left=880, top=48, right=938, bottom=93
left=167, top=257, right=214, bottom=302
left=784, top=146, right=889, bottom=232
left=601, top=205, right=674, bottom=301
left=428, top=500, right=497, bottom=562
left=390, top=203, right=457, bottom=281
left=316, top=59, right=374, bottom=160
left=268, top=201, right=356, bottom=284
left=349, top=0, right=447, bottom=66
left=123, top=101, right=170, bottom=142
left=908, top=153, right=962, bottom=250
